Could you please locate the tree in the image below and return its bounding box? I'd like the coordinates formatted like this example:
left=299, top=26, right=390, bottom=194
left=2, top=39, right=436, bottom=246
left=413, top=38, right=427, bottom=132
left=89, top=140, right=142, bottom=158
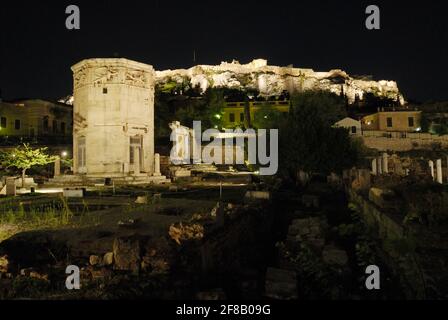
left=205, top=88, right=226, bottom=129
left=252, top=103, right=287, bottom=129
left=0, top=144, right=57, bottom=188
left=278, top=91, right=360, bottom=181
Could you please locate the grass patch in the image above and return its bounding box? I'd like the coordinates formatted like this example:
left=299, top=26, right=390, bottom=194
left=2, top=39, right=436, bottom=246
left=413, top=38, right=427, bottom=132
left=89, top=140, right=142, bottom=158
left=0, top=195, right=98, bottom=242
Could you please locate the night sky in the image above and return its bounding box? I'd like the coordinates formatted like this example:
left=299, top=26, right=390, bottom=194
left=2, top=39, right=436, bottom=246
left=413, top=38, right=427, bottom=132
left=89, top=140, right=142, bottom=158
left=1, top=0, right=448, bottom=102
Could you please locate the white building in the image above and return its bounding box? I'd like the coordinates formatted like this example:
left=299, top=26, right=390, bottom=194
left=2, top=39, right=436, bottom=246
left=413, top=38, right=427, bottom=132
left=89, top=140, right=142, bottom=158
left=334, top=117, right=362, bottom=136
left=71, top=58, right=156, bottom=177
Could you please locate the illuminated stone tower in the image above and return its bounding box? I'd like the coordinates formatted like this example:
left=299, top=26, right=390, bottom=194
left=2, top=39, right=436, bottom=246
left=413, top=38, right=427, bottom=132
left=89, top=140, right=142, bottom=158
left=71, top=58, right=155, bottom=177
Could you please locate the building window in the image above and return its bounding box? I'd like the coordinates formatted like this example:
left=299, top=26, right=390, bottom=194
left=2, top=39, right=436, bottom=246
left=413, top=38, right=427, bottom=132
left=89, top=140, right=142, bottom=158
left=61, top=122, right=66, bottom=134
left=386, top=117, right=393, bottom=128
left=53, top=120, right=58, bottom=133
left=229, top=113, right=235, bottom=123
left=15, top=119, right=21, bottom=130
left=351, top=126, right=357, bottom=134
left=43, top=116, right=49, bottom=131
left=1, top=117, right=6, bottom=128
left=408, top=117, right=415, bottom=127
left=103, top=88, right=108, bottom=94
left=240, top=113, right=244, bottom=122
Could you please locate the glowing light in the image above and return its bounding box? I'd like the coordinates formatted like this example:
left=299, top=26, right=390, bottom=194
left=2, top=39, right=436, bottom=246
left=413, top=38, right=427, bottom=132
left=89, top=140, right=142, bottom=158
left=214, top=114, right=222, bottom=120
left=415, top=127, right=422, bottom=132
left=61, top=151, right=68, bottom=158
left=36, top=188, right=64, bottom=194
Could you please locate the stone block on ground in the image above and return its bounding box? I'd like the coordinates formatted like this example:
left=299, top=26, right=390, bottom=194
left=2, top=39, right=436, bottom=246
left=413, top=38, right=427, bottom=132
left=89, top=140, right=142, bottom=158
left=63, top=187, right=84, bottom=198
left=103, top=252, right=114, bottom=266
left=135, top=195, right=148, bottom=204
left=245, top=191, right=271, bottom=201
left=113, top=236, right=141, bottom=273
left=89, top=255, right=102, bottom=266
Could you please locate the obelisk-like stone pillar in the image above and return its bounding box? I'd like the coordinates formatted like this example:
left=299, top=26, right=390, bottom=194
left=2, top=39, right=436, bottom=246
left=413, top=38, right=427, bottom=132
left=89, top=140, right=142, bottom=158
left=382, top=153, right=389, bottom=174
left=377, top=157, right=383, bottom=175
left=436, top=159, right=443, bottom=184
left=429, top=160, right=435, bottom=180
left=371, top=159, right=377, bottom=175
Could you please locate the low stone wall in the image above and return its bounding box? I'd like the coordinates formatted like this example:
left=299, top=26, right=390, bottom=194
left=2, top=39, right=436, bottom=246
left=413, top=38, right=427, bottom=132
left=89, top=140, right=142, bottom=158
left=348, top=190, right=428, bottom=299
left=361, top=135, right=448, bottom=151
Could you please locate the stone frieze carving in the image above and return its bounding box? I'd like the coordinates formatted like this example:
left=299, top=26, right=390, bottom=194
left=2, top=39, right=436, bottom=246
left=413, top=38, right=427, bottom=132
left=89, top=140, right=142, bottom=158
left=93, top=66, right=120, bottom=85
left=73, top=66, right=88, bottom=89
left=125, top=69, right=148, bottom=88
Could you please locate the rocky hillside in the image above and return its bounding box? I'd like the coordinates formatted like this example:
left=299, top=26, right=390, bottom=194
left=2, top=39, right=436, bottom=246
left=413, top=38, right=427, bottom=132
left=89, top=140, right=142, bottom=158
left=156, top=59, right=405, bottom=105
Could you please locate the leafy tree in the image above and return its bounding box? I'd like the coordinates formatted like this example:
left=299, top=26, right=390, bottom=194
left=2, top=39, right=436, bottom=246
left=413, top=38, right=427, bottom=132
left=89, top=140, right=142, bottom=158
left=252, top=103, right=288, bottom=129
left=420, top=113, right=431, bottom=133
left=278, top=91, right=360, bottom=181
left=0, top=144, right=57, bottom=188
left=434, top=118, right=448, bottom=136
left=205, top=88, right=226, bottom=129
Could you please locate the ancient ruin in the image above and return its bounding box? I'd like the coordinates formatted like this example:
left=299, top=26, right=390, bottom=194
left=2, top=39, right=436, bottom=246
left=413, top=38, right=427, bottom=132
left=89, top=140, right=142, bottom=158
left=72, top=58, right=155, bottom=177
left=156, top=59, right=405, bottom=105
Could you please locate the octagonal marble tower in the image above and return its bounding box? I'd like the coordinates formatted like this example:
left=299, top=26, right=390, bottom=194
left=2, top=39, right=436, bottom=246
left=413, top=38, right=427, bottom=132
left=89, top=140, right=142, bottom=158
left=71, top=58, right=155, bottom=177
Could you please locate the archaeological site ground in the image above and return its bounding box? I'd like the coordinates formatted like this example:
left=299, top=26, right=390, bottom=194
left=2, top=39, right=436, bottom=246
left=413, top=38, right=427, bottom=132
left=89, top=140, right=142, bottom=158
left=1, top=0, right=448, bottom=316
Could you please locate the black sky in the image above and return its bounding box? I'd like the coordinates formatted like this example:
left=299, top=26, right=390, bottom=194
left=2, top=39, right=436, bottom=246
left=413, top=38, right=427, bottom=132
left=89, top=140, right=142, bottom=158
left=1, top=0, right=448, bottom=102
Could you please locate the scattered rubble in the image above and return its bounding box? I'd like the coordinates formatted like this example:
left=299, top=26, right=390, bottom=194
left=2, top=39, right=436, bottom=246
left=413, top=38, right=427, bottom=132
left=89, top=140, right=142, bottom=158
left=135, top=196, right=148, bottom=204
left=89, top=255, right=102, bottom=266
left=287, top=217, right=326, bottom=252
left=113, top=237, right=142, bottom=273
left=103, top=252, right=114, bottom=266
left=0, top=256, right=9, bottom=273
left=168, top=223, right=204, bottom=245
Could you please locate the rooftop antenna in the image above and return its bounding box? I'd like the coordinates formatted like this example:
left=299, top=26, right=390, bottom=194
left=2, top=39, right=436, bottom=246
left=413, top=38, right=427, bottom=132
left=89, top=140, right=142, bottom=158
left=193, top=50, right=196, bottom=64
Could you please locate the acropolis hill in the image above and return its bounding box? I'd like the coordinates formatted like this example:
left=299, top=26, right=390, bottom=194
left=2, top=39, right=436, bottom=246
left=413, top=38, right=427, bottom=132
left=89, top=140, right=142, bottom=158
left=155, top=59, right=405, bottom=105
